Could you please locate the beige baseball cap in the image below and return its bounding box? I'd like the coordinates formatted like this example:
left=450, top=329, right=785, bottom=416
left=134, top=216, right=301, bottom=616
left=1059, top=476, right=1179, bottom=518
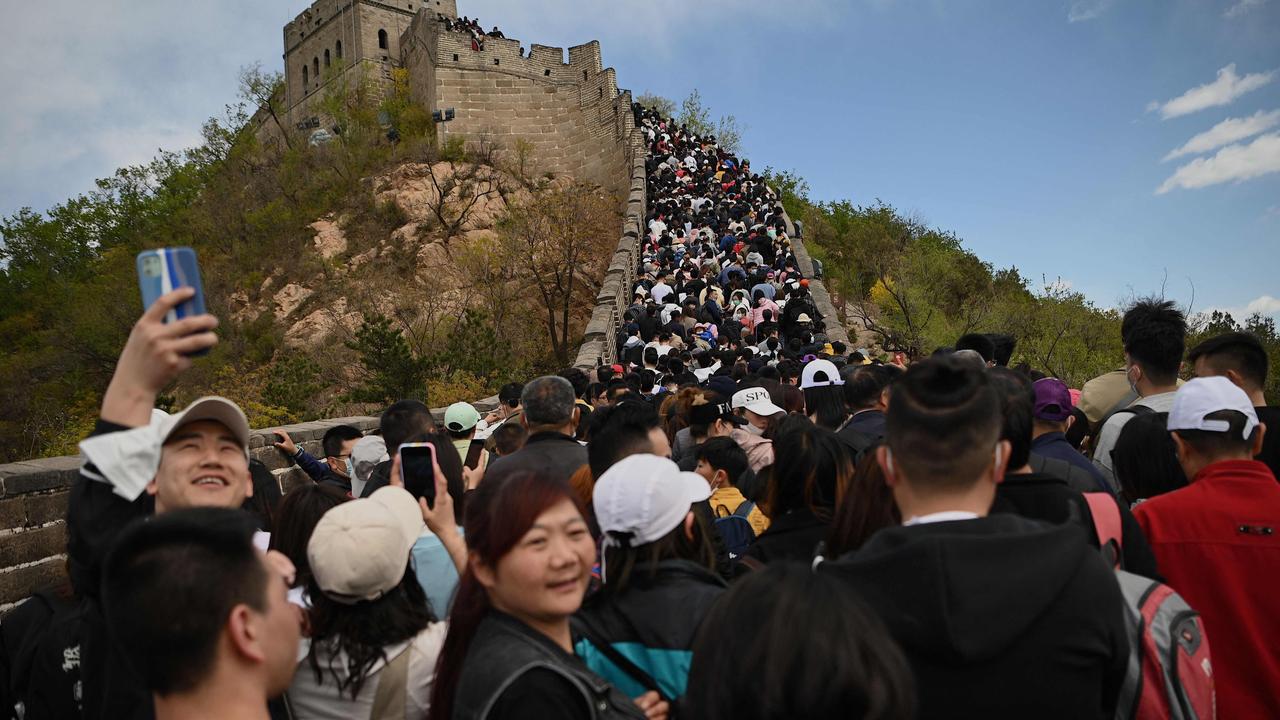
left=307, top=486, right=424, bottom=604
left=157, top=396, right=250, bottom=450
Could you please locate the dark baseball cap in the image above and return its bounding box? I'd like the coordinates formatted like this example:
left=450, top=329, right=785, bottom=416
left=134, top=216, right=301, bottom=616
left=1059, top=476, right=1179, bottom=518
left=689, top=398, right=745, bottom=427
left=1032, top=378, right=1073, bottom=422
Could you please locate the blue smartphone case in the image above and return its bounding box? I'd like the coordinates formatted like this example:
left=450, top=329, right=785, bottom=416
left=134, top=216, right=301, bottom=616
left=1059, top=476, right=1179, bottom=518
left=136, top=247, right=209, bottom=354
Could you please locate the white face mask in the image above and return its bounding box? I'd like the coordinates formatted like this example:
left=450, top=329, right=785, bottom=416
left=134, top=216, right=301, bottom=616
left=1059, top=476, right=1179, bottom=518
left=345, top=457, right=356, bottom=480
left=741, top=423, right=764, bottom=436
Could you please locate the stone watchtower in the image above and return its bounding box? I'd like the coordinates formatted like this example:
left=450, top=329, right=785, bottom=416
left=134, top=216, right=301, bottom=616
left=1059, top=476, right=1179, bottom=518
left=281, top=0, right=458, bottom=123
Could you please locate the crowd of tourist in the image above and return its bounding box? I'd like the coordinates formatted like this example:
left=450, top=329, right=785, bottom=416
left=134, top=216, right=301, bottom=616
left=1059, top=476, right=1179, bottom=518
left=438, top=15, right=503, bottom=51
left=1, top=104, right=1277, bottom=720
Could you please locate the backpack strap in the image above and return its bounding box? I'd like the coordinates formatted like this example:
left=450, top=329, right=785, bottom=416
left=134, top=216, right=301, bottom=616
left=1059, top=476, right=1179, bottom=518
left=732, top=501, right=755, bottom=519
left=1093, top=389, right=1139, bottom=437
left=1083, top=492, right=1123, bottom=570
left=571, top=616, right=670, bottom=703
left=369, top=642, right=413, bottom=720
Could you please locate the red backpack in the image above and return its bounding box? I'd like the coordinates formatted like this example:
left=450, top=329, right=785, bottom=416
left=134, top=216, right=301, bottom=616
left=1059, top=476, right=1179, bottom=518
left=1082, top=493, right=1216, bottom=720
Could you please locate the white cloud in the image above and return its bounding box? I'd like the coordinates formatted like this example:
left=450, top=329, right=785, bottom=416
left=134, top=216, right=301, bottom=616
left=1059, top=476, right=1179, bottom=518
left=1224, top=0, right=1267, bottom=18
left=1163, top=109, right=1280, bottom=161
left=1156, top=132, right=1280, bottom=193
left=1245, top=295, right=1280, bottom=316
left=1149, top=64, right=1276, bottom=120
left=1068, top=0, right=1115, bottom=23
left=0, top=0, right=283, bottom=216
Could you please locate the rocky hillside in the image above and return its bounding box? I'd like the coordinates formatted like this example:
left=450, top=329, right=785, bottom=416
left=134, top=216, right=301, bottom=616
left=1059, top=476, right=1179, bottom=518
left=229, top=160, right=543, bottom=349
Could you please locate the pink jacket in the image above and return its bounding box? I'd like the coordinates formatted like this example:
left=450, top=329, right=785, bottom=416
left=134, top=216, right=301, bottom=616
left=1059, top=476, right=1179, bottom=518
left=731, top=429, right=775, bottom=474
left=751, top=298, right=781, bottom=329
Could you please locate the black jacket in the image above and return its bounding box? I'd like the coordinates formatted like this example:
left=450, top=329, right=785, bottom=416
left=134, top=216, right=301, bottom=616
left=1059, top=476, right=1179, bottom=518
left=738, top=507, right=828, bottom=567
left=823, top=514, right=1129, bottom=720
left=841, top=409, right=886, bottom=441
left=453, top=611, right=644, bottom=720
left=574, top=560, right=726, bottom=700
left=52, top=420, right=155, bottom=720
left=483, top=431, right=587, bottom=487
left=991, top=471, right=1161, bottom=580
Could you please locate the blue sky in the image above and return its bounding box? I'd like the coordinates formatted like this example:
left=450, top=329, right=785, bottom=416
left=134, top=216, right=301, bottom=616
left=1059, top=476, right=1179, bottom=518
left=2, top=0, right=1277, bottom=320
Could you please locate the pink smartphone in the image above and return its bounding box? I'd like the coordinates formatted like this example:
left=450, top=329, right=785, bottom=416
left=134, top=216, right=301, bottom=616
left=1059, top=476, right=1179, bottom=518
left=398, top=442, right=437, bottom=507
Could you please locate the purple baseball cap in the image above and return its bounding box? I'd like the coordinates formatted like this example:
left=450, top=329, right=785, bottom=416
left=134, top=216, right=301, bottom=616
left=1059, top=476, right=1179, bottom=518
left=1032, top=378, right=1073, bottom=422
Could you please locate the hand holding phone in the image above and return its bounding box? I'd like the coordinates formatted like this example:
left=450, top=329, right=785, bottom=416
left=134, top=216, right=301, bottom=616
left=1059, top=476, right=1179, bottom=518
left=100, top=286, right=220, bottom=428
left=137, top=247, right=210, bottom=356
left=398, top=442, right=438, bottom=507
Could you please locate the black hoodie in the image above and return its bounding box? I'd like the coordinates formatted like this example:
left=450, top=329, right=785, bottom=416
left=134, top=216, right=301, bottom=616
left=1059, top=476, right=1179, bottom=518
left=823, top=514, right=1128, bottom=720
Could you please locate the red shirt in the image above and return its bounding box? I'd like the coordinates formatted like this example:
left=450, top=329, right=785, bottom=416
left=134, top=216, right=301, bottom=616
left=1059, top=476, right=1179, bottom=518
left=1134, top=459, right=1280, bottom=720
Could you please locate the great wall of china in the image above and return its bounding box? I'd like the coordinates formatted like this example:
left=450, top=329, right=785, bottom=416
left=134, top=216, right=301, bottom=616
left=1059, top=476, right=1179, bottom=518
left=0, top=0, right=848, bottom=609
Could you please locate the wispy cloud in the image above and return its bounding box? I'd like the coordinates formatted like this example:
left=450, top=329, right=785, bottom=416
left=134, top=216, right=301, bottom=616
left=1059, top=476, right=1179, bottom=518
left=1068, top=0, right=1115, bottom=23
left=1224, top=0, right=1267, bottom=18
left=1163, top=109, right=1280, bottom=161
left=1156, top=132, right=1280, bottom=193
left=1148, top=64, right=1276, bottom=120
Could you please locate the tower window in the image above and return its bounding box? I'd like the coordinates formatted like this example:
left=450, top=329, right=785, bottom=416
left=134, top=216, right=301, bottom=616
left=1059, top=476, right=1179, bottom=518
left=336, top=40, right=343, bottom=59
left=324, top=49, right=330, bottom=67
left=302, top=65, right=309, bottom=86
left=313, top=57, right=320, bottom=79
left=378, top=29, right=388, bottom=49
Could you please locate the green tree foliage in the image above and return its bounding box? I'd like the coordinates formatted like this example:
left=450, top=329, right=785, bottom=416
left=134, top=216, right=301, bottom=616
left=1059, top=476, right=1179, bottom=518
left=767, top=178, right=1130, bottom=387
left=343, top=309, right=530, bottom=408
left=633, top=92, right=675, bottom=119
left=636, top=90, right=745, bottom=155
left=263, top=356, right=325, bottom=417
left=344, top=315, right=429, bottom=404
left=1187, top=311, right=1280, bottom=401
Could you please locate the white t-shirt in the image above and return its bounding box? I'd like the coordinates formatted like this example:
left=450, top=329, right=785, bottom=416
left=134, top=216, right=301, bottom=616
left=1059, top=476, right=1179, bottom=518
left=288, top=622, right=446, bottom=720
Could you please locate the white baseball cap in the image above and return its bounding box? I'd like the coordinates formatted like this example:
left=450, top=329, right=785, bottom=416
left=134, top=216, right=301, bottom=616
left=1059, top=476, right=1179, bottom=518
left=594, top=454, right=711, bottom=550
left=732, top=387, right=784, bottom=417
left=308, top=486, right=424, bottom=604
left=1168, top=376, right=1259, bottom=440
left=800, top=359, right=845, bottom=389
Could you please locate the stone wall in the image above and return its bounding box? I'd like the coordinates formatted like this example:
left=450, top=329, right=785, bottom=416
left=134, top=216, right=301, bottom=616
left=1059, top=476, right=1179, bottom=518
left=282, top=0, right=445, bottom=126
left=777, top=207, right=850, bottom=346
left=400, top=14, right=637, bottom=199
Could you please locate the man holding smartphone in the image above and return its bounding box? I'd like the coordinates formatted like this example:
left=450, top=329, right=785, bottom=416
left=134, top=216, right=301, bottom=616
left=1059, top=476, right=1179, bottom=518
left=24, top=288, right=300, bottom=720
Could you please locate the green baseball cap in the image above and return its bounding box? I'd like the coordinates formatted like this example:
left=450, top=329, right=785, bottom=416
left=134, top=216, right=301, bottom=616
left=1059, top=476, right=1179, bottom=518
left=444, top=402, right=481, bottom=432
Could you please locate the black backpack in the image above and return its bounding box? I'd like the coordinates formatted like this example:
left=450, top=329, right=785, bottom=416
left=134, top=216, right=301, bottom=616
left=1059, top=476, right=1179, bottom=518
left=2, top=590, right=83, bottom=720
left=714, top=501, right=757, bottom=559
